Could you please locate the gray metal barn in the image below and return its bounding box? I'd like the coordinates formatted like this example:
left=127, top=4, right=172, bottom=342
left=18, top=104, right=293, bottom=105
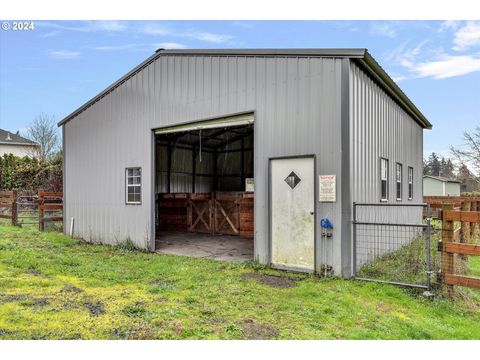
left=58, top=49, right=431, bottom=278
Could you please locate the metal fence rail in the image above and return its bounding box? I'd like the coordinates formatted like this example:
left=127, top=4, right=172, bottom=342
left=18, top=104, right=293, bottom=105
left=16, top=193, right=39, bottom=226
left=353, top=202, right=431, bottom=290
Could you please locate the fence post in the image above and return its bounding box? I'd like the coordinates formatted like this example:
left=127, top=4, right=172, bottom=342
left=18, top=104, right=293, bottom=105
left=461, top=200, right=471, bottom=244
left=11, top=190, right=17, bottom=226
left=471, top=200, right=478, bottom=240
left=38, top=192, right=44, bottom=232
left=441, top=204, right=454, bottom=295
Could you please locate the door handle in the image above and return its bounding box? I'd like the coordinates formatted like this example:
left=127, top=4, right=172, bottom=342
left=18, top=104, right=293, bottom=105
left=310, top=211, right=314, bottom=215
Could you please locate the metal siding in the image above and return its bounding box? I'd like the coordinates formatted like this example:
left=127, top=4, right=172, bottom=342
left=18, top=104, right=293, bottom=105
left=349, top=63, right=424, bottom=268
left=64, top=55, right=345, bottom=272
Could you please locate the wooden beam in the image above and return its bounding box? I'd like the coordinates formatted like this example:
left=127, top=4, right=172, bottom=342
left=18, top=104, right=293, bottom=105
left=445, top=242, right=480, bottom=256
left=444, top=274, right=480, bottom=289
left=461, top=200, right=471, bottom=244
left=39, top=204, right=63, bottom=211
left=445, top=211, right=480, bottom=223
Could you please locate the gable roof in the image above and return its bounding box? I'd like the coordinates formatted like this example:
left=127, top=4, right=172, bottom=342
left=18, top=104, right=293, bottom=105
left=423, top=175, right=461, bottom=184
left=0, top=129, right=38, bottom=146
left=57, top=48, right=432, bottom=129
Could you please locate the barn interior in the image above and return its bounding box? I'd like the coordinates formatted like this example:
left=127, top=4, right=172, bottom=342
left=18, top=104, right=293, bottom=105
left=154, top=123, right=254, bottom=261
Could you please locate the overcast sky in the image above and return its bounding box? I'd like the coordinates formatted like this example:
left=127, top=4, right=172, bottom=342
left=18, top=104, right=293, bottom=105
left=0, top=20, right=479, bottom=158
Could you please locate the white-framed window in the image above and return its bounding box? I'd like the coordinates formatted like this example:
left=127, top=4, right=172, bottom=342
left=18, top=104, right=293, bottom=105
left=408, top=166, right=413, bottom=200
left=396, top=163, right=402, bottom=201
left=380, top=158, right=389, bottom=201
left=125, top=167, right=141, bottom=204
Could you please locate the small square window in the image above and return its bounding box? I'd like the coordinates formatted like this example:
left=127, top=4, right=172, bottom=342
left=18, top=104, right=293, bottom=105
left=126, top=167, right=141, bottom=205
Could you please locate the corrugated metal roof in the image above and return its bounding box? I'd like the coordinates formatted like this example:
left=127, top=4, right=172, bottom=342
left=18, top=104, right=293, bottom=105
left=57, top=48, right=432, bottom=129
left=0, top=128, right=38, bottom=146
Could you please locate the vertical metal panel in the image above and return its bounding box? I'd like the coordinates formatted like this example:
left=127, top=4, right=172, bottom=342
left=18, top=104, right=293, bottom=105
left=350, top=63, right=424, bottom=268
left=64, top=55, right=345, bottom=272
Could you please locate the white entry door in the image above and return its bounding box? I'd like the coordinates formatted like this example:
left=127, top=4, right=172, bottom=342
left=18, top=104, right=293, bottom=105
left=270, top=156, right=315, bottom=271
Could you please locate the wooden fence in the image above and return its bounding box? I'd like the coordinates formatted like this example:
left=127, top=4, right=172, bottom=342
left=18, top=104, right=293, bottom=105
left=439, top=203, right=480, bottom=291
left=0, top=191, right=17, bottom=225
left=424, top=195, right=480, bottom=219
left=0, top=190, right=62, bottom=231
left=158, top=192, right=254, bottom=238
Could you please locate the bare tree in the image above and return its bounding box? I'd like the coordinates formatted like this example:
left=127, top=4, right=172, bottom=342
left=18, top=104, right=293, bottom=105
left=26, top=114, right=60, bottom=161
left=451, top=126, right=480, bottom=182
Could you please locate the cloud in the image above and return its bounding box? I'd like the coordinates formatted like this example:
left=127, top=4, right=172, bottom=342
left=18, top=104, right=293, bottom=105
left=94, top=42, right=186, bottom=52
left=94, top=44, right=144, bottom=51
left=48, top=50, right=81, bottom=59
left=154, top=42, right=186, bottom=49
left=92, top=21, right=127, bottom=32
left=412, top=55, right=480, bottom=79
left=137, top=23, right=232, bottom=43
left=37, top=21, right=128, bottom=33
left=186, top=31, right=232, bottom=43
left=452, top=21, right=480, bottom=51
left=370, top=22, right=397, bottom=38
left=391, top=75, right=407, bottom=82
left=232, top=21, right=254, bottom=29
left=438, top=20, right=461, bottom=32
left=41, top=30, right=62, bottom=38
left=385, top=37, right=480, bottom=80
left=139, top=23, right=171, bottom=36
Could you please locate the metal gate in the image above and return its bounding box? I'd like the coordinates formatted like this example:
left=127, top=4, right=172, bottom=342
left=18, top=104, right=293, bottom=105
left=16, top=193, right=39, bottom=226
left=353, top=203, right=432, bottom=290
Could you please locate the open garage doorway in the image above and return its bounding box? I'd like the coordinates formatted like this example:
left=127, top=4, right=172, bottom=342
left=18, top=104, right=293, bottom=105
left=154, top=114, right=254, bottom=261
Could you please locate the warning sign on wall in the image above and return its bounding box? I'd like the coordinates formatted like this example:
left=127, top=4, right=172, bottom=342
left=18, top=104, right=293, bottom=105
left=319, top=175, right=336, bottom=202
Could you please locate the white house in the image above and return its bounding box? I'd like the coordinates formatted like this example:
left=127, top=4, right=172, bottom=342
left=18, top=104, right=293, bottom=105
left=423, top=175, right=461, bottom=196
left=0, top=129, right=39, bottom=158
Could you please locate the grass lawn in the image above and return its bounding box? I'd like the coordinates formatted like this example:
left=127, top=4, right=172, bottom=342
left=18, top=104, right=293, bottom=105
left=0, top=224, right=480, bottom=339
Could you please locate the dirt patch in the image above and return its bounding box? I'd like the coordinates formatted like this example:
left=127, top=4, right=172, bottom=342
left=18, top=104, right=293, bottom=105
left=60, top=285, right=84, bottom=294
left=83, top=301, right=106, bottom=316
left=241, top=273, right=297, bottom=288
left=0, top=328, right=12, bottom=337
left=0, top=294, right=27, bottom=303
left=25, top=269, right=42, bottom=276
left=240, top=319, right=279, bottom=340
left=21, top=298, right=49, bottom=307
left=149, top=278, right=177, bottom=285
left=110, top=324, right=157, bottom=340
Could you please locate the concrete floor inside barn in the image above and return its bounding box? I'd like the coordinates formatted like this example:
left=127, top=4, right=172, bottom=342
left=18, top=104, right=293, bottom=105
left=155, top=232, right=253, bottom=261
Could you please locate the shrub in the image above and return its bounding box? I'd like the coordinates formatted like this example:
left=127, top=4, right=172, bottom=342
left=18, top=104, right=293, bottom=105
left=116, top=237, right=140, bottom=251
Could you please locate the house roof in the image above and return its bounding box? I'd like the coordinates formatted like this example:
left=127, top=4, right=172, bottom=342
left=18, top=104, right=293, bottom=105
left=0, top=129, right=38, bottom=146
left=423, top=175, right=461, bottom=184
left=57, top=48, right=432, bottom=129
